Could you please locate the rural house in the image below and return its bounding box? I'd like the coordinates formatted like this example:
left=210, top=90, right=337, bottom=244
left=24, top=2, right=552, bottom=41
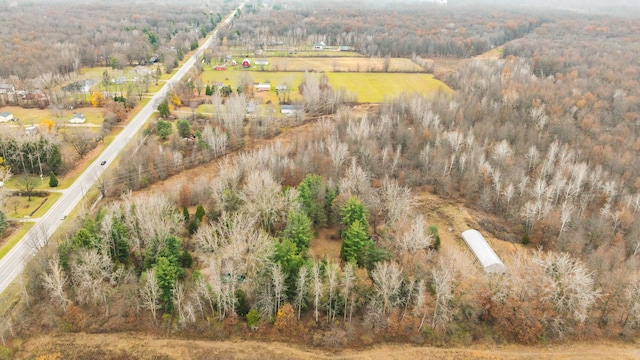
left=313, top=41, right=327, bottom=50
left=69, top=113, right=86, bottom=124
left=0, top=84, right=14, bottom=93
left=255, top=58, right=269, bottom=66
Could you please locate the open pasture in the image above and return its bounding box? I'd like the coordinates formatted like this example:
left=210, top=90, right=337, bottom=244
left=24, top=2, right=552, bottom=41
left=200, top=69, right=451, bottom=103
left=268, top=57, right=424, bottom=73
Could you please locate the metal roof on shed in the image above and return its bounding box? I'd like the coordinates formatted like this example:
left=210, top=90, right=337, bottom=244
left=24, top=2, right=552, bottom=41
left=461, top=229, right=506, bottom=273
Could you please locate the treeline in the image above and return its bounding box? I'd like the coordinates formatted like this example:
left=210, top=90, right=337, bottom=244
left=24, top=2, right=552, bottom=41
left=225, top=0, right=546, bottom=57
left=0, top=134, right=62, bottom=175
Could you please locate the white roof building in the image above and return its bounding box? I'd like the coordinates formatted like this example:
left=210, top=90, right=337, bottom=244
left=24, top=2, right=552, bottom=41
left=0, top=112, right=13, bottom=122
left=69, top=112, right=86, bottom=124
left=460, top=229, right=506, bottom=274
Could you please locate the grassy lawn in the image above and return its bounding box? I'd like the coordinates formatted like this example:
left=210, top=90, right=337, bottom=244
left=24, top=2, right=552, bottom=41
left=4, top=192, right=62, bottom=219
left=0, top=105, right=105, bottom=127
left=0, top=222, right=34, bottom=260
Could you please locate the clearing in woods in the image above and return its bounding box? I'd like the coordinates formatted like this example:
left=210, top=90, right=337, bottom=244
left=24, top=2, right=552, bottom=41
left=200, top=70, right=451, bottom=103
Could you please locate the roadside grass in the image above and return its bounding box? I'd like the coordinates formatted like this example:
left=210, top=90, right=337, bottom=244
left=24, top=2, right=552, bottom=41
left=56, top=129, right=121, bottom=189
left=0, top=222, right=34, bottom=260
left=0, top=278, right=20, bottom=319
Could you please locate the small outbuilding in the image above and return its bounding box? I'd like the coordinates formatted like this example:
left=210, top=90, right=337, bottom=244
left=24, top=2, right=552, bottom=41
left=281, top=104, right=303, bottom=116
left=255, top=83, right=271, bottom=92
left=460, top=229, right=506, bottom=274
left=0, top=112, right=13, bottom=122
left=241, top=59, right=251, bottom=68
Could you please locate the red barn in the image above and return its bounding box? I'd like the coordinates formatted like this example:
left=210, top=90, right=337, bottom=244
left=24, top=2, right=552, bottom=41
left=214, top=65, right=227, bottom=71
left=241, top=58, right=251, bottom=68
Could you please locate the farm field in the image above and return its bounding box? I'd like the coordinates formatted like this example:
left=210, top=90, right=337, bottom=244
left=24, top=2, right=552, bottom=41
left=201, top=69, right=451, bottom=103
left=264, top=57, right=424, bottom=73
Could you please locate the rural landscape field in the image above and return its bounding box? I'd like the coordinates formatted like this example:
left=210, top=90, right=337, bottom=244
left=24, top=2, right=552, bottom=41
left=1, top=0, right=640, bottom=358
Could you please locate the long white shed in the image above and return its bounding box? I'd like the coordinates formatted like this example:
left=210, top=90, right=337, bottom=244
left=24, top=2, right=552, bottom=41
left=461, top=229, right=506, bottom=273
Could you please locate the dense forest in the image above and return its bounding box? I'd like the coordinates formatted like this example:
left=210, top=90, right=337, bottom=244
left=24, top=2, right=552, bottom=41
left=0, top=0, right=239, bottom=82
left=226, top=0, right=547, bottom=57
left=2, top=0, right=640, bottom=354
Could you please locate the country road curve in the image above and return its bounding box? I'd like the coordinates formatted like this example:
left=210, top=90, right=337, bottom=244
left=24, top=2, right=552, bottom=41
left=0, top=3, right=244, bottom=295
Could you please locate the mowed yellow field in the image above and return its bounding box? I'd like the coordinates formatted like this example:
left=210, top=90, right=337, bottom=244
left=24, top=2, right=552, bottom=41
left=201, top=69, right=451, bottom=103
left=327, top=72, right=451, bottom=103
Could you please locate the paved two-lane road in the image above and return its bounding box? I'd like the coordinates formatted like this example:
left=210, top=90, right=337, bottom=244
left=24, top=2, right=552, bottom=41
left=0, top=5, right=242, bottom=294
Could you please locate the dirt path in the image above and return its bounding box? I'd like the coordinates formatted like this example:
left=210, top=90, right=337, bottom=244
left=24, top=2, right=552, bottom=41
left=15, top=332, right=640, bottom=360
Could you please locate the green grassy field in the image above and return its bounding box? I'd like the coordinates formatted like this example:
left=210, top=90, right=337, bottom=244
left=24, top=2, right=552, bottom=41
left=4, top=192, right=62, bottom=219
left=200, top=69, right=451, bottom=103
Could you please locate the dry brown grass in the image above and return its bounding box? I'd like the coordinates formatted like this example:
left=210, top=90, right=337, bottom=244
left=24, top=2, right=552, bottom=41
left=270, top=57, right=423, bottom=73
left=15, top=332, right=640, bottom=360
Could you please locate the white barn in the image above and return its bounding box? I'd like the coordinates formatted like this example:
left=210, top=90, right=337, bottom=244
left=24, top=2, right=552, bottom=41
left=460, top=229, right=506, bottom=274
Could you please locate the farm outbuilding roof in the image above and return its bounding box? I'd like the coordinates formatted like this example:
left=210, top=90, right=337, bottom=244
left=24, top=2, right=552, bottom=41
left=460, top=229, right=506, bottom=274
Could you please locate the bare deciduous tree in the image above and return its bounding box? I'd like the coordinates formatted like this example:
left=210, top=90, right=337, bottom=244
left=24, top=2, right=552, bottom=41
left=139, top=269, right=161, bottom=324
left=295, top=266, right=308, bottom=320
left=431, top=265, right=454, bottom=330
left=42, top=257, right=68, bottom=311
left=312, top=262, right=323, bottom=323
left=371, top=261, right=403, bottom=316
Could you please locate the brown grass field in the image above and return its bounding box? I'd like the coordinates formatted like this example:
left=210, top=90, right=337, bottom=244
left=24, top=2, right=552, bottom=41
left=15, top=332, right=640, bottom=360
left=268, top=57, right=424, bottom=73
